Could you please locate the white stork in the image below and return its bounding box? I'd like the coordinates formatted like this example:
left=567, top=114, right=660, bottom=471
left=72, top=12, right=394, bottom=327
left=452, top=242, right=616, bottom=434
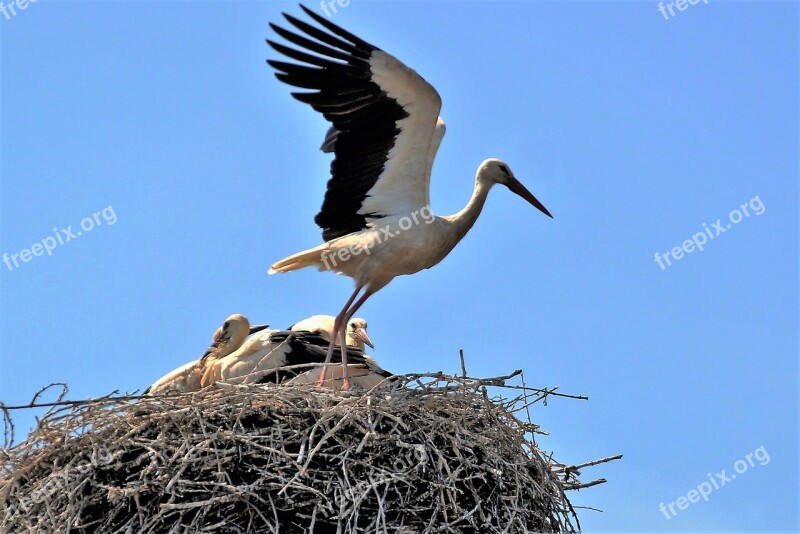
left=145, top=314, right=268, bottom=394
left=200, top=314, right=385, bottom=388
left=267, top=7, right=552, bottom=389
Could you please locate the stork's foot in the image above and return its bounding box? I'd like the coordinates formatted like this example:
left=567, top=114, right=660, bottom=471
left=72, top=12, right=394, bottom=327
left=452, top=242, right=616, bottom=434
left=315, top=366, right=329, bottom=388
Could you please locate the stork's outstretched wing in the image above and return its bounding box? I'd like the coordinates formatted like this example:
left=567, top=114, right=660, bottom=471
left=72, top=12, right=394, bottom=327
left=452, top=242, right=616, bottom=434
left=268, top=6, right=442, bottom=241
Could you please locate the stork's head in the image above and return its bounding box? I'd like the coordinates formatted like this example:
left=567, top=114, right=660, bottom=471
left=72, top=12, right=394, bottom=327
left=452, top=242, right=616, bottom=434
left=478, top=158, right=553, bottom=218
left=290, top=315, right=374, bottom=350
left=346, top=318, right=374, bottom=350
left=205, top=314, right=269, bottom=359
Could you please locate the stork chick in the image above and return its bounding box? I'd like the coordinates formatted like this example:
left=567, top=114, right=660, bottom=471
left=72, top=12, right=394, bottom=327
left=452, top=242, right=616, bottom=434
left=145, top=314, right=268, bottom=394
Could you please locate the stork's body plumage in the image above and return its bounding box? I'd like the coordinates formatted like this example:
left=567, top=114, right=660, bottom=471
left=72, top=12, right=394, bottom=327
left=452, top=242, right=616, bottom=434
left=286, top=354, right=391, bottom=392
left=267, top=7, right=552, bottom=388
left=271, top=209, right=464, bottom=292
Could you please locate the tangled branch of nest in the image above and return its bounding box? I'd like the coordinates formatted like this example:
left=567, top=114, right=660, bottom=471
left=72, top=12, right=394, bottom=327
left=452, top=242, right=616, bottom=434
left=1, top=372, right=619, bottom=533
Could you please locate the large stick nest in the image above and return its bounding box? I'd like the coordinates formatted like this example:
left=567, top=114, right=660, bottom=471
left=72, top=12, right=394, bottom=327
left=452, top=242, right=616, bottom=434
left=1, top=373, right=613, bottom=533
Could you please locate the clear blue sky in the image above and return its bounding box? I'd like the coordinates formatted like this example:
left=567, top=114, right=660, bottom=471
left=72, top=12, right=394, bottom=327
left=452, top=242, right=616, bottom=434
left=1, top=1, right=797, bottom=531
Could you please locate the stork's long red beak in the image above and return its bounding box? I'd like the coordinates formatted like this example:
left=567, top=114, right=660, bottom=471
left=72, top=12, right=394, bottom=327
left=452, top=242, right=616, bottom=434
left=507, top=178, right=553, bottom=218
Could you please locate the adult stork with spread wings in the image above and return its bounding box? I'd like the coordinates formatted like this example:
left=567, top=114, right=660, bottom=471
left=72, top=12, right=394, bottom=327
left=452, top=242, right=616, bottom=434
left=267, top=6, right=552, bottom=389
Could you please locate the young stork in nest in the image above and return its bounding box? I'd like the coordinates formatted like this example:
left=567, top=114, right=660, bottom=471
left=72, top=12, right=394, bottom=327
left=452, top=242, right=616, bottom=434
left=267, top=7, right=552, bottom=389
left=145, top=314, right=268, bottom=395
left=285, top=315, right=391, bottom=391
left=200, top=314, right=390, bottom=390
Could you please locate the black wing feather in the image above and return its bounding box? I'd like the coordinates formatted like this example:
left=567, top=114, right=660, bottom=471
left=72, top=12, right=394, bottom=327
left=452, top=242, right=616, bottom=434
left=268, top=8, right=408, bottom=241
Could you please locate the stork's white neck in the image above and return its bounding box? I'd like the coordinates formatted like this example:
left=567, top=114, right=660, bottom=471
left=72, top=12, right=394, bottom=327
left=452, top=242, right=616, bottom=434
left=445, top=175, right=494, bottom=243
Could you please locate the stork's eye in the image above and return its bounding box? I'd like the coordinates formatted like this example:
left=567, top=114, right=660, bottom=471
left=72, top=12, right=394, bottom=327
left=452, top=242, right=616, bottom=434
left=498, top=164, right=510, bottom=176
left=349, top=322, right=356, bottom=329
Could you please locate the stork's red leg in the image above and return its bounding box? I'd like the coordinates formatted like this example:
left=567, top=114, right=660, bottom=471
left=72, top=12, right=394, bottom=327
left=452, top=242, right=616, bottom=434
left=337, top=289, right=374, bottom=390
left=317, top=285, right=363, bottom=387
